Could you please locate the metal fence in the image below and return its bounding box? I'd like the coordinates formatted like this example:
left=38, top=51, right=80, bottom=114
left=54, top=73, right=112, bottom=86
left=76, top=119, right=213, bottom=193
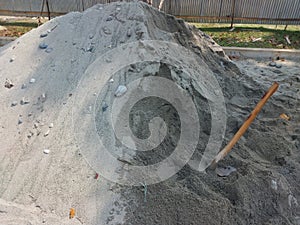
left=0, top=0, right=299, bottom=25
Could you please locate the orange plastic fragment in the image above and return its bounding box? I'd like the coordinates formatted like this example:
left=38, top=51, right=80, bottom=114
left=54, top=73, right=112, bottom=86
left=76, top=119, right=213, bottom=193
left=280, top=113, right=290, bottom=121
left=69, top=208, right=75, bottom=219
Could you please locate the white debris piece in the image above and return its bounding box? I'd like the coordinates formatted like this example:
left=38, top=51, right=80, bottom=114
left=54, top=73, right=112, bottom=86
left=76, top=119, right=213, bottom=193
left=43, top=149, right=50, bottom=154
left=271, top=180, right=278, bottom=190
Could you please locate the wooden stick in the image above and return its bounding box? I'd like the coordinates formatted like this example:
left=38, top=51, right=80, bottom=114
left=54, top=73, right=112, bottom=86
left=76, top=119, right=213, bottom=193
left=210, top=82, right=279, bottom=168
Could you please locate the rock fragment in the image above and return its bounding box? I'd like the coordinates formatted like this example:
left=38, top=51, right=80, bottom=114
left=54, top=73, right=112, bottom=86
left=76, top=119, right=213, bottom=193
left=43, top=149, right=50, bottom=154
left=11, top=101, right=18, bottom=107
left=216, top=166, right=237, bottom=177
left=115, top=85, right=127, bottom=97
left=39, top=43, right=48, bottom=49
left=4, top=79, right=14, bottom=89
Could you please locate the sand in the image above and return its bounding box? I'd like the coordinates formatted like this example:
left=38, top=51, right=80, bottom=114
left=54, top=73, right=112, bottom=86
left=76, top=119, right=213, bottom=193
left=0, top=1, right=299, bottom=224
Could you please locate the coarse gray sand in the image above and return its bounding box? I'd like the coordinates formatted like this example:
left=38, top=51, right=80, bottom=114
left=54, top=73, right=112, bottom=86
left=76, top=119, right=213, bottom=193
left=0, top=1, right=299, bottom=225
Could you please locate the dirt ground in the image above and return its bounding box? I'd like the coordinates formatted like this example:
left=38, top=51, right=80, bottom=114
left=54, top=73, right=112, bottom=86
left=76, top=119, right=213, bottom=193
left=0, top=2, right=299, bottom=225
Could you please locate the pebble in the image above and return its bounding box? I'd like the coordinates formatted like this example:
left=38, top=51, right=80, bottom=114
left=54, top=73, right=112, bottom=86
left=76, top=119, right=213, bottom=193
left=49, top=123, right=54, bottom=128
left=109, top=78, right=114, bottom=83
left=275, top=64, right=282, bottom=68
left=4, top=79, right=14, bottom=89
left=127, top=29, right=132, bottom=37
left=20, top=97, right=30, bottom=105
left=269, top=62, right=276, bottom=67
left=45, top=47, right=53, bottom=53
left=271, top=180, right=278, bottom=190
left=29, top=78, right=36, bottom=84
left=103, top=27, right=112, bottom=35
left=9, top=57, right=15, bottom=62
left=215, top=166, right=237, bottom=177
left=43, top=149, right=50, bottom=154
left=44, top=130, right=50, bottom=137
left=40, top=33, right=48, bottom=38
left=21, top=84, right=27, bottom=89
left=102, top=102, right=109, bottom=112
left=106, top=16, right=113, bottom=21
left=39, top=43, right=48, bottom=49
left=40, top=93, right=47, bottom=102
left=114, top=85, right=127, bottom=97
left=18, top=117, right=23, bottom=125
left=11, top=101, right=18, bottom=107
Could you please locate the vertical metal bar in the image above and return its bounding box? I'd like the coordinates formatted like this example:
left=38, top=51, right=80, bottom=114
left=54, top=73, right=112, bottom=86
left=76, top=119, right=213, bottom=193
left=230, top=0, right=236, bottom=28
left=40, top=0, right=45, bottom=16
left=46, top=0, right=50, bottom=20
left=218, top=0, right=223, bottom=23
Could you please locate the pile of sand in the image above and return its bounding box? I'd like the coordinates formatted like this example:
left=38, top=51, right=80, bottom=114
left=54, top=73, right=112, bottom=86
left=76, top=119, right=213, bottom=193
left=0, top=1, right=299, bottom=224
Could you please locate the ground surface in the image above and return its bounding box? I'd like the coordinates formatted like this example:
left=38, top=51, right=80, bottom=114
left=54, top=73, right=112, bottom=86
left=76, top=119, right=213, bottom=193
left=0, top=2, right=300, bottom=225
left=193, top=23, right=300, bottom=49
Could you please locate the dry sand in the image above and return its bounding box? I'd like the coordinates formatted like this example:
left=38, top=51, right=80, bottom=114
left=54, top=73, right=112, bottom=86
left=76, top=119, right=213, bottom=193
left=0, top=1, right=299, bottom=225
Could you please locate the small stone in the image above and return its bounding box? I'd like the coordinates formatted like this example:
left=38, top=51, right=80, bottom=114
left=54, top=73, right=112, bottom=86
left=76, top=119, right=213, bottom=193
left=20, top=97, right=30, bottom=105
left=102, top=102, right=108, bottom=112
left=9, top=57, right=15, bottom=62
left=29, top=78, right=36, bottom=84
left=49, top=123, right=54, bottom=128
left=269, top=62, right=276, bottom=67
left=106, top=16, right=113, bottom=21
left=34, top=123, right=39, bottom=128
left=40, top=93, right=47, bottom=102
left=275, top=64, right=282, bottom=68
left=215, top=166, right=237, bottom=177
left=109, top=78, right=114, bottom=83
left=11, top=101, right=18, bottom=107
left=87, top=45, right=95, bottom=52
left=39, top=43, right=48, bottom=49
left=271, top=180, right=278, bottom=190
left=28, top=112, right=33, bottom=117
left=89, top=34, right=94, bottom=39
left=106, top=58, right=112, bottom=63
left=43, top=149, right=50, bottom=154
left=18, top=117, right=23, bottom=125
left=114, top=85, right=127, bottom=97
left=4, top=79, right=14, bottom=89
left=45, top=47, right=53, bottom=53
left=44, top=130, right=50, bottom=137
left=102, top=27, right=112, bottom=35
left=40, top=33, right=48, bottom=38
left=21, top=84, right=27, bottom=89
left=127, top=29, right=132, bottom=37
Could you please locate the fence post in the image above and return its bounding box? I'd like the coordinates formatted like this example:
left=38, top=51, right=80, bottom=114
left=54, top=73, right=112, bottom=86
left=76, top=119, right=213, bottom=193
left=46, top=0, right=50, bottom=20
left=230, top=0, right=236, bottom=29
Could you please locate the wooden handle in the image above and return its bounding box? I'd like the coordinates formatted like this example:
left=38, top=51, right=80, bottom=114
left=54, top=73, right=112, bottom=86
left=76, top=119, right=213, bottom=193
left=213, top=82, right=279, bottom=164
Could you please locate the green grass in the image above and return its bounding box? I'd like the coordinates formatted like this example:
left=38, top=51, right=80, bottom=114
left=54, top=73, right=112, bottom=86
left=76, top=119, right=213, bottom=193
left=0, top=19, right=40, bottom=37
left=191, top=23, right=300, bottom=49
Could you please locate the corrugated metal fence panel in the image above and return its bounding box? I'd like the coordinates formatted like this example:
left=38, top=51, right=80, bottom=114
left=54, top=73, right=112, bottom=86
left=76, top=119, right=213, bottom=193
left=0, top=0, right=299, bottom=24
